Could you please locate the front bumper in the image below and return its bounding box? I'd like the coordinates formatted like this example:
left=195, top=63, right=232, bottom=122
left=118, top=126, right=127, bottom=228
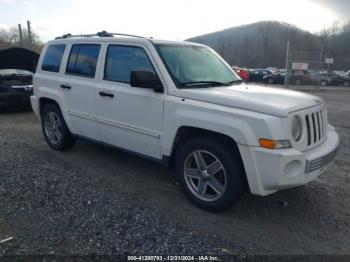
left=239, top=125, right=340, bottom=196
left=0, top=93, right=32, bottom=109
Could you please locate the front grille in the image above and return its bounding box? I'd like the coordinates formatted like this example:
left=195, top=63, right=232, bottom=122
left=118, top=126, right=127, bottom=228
left=305, top=107, right=327, bottom=148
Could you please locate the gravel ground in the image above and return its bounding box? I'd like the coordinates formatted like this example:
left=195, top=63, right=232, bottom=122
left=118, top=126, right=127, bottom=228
left=0, top=132, right=237, bottom=256
left=0, top=89, right=349, bottom=256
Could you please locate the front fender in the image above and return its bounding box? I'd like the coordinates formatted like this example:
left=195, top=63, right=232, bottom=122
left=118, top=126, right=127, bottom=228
left=162, top=97, right=290, bottom=196
left=162, top=97, right=278, bottom=156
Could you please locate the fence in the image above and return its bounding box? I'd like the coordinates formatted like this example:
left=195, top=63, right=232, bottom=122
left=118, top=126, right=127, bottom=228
left=285, top=42, right=323, bottom=87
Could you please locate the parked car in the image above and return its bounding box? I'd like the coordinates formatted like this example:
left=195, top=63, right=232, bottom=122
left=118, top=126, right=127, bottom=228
left=265, top=67, right=279, bottom=72
left=232, top=66, right=249, bottom=81
left=263, top=70, right=309, bottom=85
left=267, top=70, right=350, bottom=87
left=0, top=69, right=34, bottom=110
left=263, top=71, right=286, bottom=84
left=290, top=70, right=310, bottom=85
left=320, top=72, right=350, bottom=87
left=0, top=47, right=39, bottom=110
left=31, top=32, right=339, bottom=211
left=248, top=69, right=273, bottom=82
left=306, top=71, right=322, bottom=86
left=333, top=70, right=348, bottom=78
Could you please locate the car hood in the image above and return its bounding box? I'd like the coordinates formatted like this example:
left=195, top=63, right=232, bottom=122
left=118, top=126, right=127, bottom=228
left=174, top=83, right=323, bottom=117
left=0, top=47, right=39, bottom=73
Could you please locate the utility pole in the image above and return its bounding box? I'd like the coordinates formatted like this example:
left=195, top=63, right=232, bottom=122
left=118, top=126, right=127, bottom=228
left=318, top=46, right=323, bottom=88
left=284, top=41, right=290, bottom=87
left=27, top=20, right=32, bottom=50
left=18, top=24, right=23, bottom=47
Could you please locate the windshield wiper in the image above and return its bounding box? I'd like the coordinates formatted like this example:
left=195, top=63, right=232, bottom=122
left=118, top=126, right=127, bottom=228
left=226, top=79, right=244, bottom=84
left=179, top=81, right=230, bottom=88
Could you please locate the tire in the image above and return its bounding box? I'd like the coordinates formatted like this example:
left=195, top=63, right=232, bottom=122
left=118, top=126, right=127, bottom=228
left=268, top=78, right=274, bottom=84
left=321, top=80, right=328, bottom=87
left=175, top=137, right=246, bottom=211
left=344, top=81, right=349, bottom=87
left=41, top=104, right=76, bottom=151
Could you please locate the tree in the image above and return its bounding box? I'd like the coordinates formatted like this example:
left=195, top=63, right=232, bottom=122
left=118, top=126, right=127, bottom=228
left=0, top=26, right=43, bottom=53
left=187, top=20, right=350, bottom=70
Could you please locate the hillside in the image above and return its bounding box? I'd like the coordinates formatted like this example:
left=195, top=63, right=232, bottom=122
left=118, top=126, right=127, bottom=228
left=187, top=21, right=349, bottom=70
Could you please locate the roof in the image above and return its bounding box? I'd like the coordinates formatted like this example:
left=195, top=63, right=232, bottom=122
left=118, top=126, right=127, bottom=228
left=48, top=32, right=204, bottom=47
left=51, top=36, right=199, bottom=44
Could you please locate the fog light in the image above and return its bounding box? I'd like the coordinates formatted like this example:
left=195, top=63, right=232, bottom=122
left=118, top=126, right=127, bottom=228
left=284, top=160, right=302, bottom=177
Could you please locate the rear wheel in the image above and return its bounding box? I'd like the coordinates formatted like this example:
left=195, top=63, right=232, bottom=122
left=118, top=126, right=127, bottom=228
left=268, top=78, right=274, bottom=84
left=175, top=137, right=246, bottom=211
left=41, top=104, right=76, bottom=151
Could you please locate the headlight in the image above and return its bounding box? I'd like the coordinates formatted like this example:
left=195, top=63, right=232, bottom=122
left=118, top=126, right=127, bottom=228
left=291, top=116, right=302, bottom=142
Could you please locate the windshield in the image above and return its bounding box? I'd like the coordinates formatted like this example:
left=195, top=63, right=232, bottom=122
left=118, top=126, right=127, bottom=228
left=0, top=69, right=33, bottom=76
left=156, top=44, right=240, bottom=88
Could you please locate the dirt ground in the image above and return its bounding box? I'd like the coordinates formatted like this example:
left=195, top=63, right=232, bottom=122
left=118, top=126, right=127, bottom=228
left=0, top=89, right=349, bottom=255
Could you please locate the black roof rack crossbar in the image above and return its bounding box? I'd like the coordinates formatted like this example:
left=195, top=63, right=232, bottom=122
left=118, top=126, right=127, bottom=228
left=55, top=31, right=147, bottom=40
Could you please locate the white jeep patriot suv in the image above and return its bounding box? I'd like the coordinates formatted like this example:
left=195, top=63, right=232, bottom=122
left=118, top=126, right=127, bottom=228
left=31, top=31, right=339, bottom=211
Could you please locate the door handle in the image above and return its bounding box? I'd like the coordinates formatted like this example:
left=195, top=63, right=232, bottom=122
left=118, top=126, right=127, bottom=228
left=99, top=91, right=114, bottom=98
left=60, top=84, right=71, bottom=90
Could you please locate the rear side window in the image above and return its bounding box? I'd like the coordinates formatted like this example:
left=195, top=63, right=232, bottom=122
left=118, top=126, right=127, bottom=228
left=41, top=44, right=66, bottom=72
left=104, top=45, right=154, bottom=83
left=66, top=44, right=100, bottom=78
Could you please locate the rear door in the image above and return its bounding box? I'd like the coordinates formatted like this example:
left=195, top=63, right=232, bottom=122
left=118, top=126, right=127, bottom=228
left=60, top=43, right=102, bottom=140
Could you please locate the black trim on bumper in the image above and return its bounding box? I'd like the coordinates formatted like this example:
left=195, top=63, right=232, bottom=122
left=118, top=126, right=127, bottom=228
left=305, top=145, right=339, bottom=173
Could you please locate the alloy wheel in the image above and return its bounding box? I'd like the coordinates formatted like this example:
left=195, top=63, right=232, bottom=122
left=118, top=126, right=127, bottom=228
left=183, top=150, right=227, bottom=202
left=44, top=111, right=63, bottom=145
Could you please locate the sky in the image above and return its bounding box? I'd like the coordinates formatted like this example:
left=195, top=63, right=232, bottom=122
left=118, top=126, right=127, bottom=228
left=0, top=0, right=349, bottom=42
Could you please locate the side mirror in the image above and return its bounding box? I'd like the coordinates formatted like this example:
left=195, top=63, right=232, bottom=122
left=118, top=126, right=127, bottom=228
left=130, top=70, right=163, bottom=93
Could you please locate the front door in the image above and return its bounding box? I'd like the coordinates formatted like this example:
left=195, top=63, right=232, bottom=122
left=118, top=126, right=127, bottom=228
left=96, top=44, right=164, bottom=159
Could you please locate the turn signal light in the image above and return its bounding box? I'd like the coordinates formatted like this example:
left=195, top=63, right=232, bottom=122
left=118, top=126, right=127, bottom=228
left=259, top=139, right=291, bottom=149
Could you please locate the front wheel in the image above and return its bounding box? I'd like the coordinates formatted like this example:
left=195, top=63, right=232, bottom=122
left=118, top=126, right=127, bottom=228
left=175, top=137, right=246, bottom=211
left=344, top=81, right=349, bottom=87
left=41, top=104, right=76, bottom=151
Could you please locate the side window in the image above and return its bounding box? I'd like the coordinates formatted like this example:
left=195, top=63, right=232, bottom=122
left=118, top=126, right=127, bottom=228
left=41, top=44, right=66, bottom=72
left=66, top=44, right=100, bottom=78
left=104, top=45, right=155, bottom=83
left=66, top=45, right=79, bottom=74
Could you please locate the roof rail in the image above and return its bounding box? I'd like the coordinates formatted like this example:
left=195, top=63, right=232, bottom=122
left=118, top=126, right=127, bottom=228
left=55, top=31, right=147, bottom=40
